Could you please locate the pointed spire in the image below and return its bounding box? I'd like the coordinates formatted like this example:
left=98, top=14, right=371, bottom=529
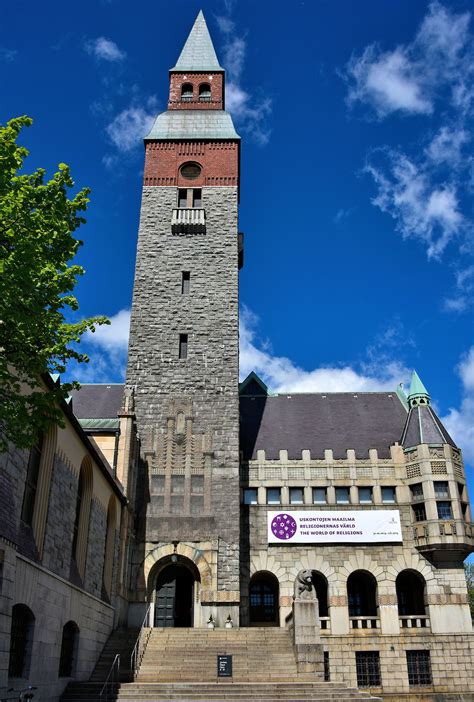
left=407, top=370, right=431, bottom=408
left=171, top=10, right=224, bottom=72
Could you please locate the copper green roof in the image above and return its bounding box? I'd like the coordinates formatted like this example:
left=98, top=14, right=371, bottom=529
left=171, top=10, right=224, bottom=72
left=407, top=370, right=430, bottom=406
left=145, top=110, right=240, bottom=140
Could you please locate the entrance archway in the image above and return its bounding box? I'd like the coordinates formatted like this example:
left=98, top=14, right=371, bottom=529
left=249, top=571, right=279, bottom=626
left=154, top=562, right=198, bottom=627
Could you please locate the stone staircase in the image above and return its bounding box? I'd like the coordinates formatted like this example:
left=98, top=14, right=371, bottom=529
left=61, top=627, right=382, bottom=701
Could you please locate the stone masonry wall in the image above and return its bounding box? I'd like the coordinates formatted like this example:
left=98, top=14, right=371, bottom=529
left=323, top=633, right=474, bottom=697
left=126, top=185, right=240, bottom=593
left=84, top=499, right=107, bottom=599
left=42, top=455, right=76, bottom=580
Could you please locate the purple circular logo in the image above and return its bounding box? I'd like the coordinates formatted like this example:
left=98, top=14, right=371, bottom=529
left=271, top=513, right=297, bottom=540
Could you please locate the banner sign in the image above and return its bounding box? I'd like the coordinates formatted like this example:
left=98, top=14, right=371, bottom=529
left=268, top=510, right=402, bottom=544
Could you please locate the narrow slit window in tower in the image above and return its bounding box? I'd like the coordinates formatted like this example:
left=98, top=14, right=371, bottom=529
left=179, top=334, right=188, bottom=359
left=182, top=272, right=190, bottom=294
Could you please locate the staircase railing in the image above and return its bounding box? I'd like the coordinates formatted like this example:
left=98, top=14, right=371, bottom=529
left=130, top=604, right=152, bottom=680
left=99, top=653, right=120, bottom=702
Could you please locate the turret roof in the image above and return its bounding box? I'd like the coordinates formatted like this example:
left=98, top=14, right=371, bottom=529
left=408, top=370, right=430, bottom=402
left=171, top=10, right=224, bottom=72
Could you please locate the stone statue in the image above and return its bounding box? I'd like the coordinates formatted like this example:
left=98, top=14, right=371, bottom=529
left=294, top=569, right=315, bottom=600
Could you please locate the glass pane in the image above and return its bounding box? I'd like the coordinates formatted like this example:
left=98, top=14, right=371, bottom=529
left=335, top=487, right=350, bottom=504
left=244, top=489, right=257, bottom=505
left=434, top=481, right=449, bottom=497
left=267, top=488, right=281, bottom=505
left=359, top=487, right=372, bottom=504
left=437, top=501, right=452, bottom=519
left=290, top=488, right=304, bottom=504
left=193, top=189, right=202, bottom=207
left=178, top=189, right=187, bottom=208
left=312, top=488, right=326, bottom=504
left=191, top=475, right=204, bottom=494
left=381, top=487, right=396, bottom=503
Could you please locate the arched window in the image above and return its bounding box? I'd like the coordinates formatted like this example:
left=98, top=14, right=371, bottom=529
left=8, top=604, right=35, bottom=678
left=102, top=496, right=117, bottom=598
left=347, top=570, right=378, bottom=617
left=181, top=83, right=193, bottom=101
left=58, top=621, right=79, bottom=677
left=21, top=426, right=57, bottom=557
left=72, top=457, right=93, bottom=578
left=21, top=433, right=43, bottom=527
left=249, top=572, right=279, bottom=626
left=312, top=571, right=329, bottom=618
left=199, top=83, right=211, bottom=101
left=396, top=570, right=426, bottom=616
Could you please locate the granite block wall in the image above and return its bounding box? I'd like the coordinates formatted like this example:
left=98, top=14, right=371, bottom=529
left=42, top=455, right=76, bottom=579
left=126, top=185, right=240, bottom=593
left=84, top=499, right=107, bottom=599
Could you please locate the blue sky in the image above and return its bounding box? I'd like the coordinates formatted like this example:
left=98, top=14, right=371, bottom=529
left=2, top=1, right=474, bottom=486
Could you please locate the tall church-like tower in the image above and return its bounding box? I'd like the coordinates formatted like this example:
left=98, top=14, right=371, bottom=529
left=125, top=12, right=241, bottom=626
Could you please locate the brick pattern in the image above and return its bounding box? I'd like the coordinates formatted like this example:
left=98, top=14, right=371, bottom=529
left=168, top=72, right=224, bottom=110
left=144, top=141, right=239, bottom=187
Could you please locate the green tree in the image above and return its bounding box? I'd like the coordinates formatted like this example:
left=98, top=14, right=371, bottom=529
left=465, top=562, right=474, bottom=617
left=0, top=116, right=108, bottom=451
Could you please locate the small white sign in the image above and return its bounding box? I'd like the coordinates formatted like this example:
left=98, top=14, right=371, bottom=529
left=268, top=510, right=402, bottom=544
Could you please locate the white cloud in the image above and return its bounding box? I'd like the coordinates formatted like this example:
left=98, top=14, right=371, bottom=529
left=365, top=150, right=463, bottom=258
left=425, top=126, right=470, bottom=166
left=345, top=2, right=472, bottom=118
left=70, top=309, right=130, bottom=383
left=84, top=308, right=130, bottom=351
left=85, top=37, right=126, bottom=62
left=105, top=104, right=156, bottom=152
left=347, top=45, right=432, bottom=117
left=442, top=347, right=474, bottom=464
left=239, top=307, right=409, bottom=393
left=443, top=265, right=474, bottom=312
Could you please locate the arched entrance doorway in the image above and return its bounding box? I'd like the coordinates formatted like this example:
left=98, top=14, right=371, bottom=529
left=154, top=562, right=198, bottom=627
left=249, top=572, right=279, bottom=626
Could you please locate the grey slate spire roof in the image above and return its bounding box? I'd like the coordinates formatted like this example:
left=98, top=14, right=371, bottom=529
left=400, top=404, right=456, bottom=448
left=171, top=10, right=224, bottom=72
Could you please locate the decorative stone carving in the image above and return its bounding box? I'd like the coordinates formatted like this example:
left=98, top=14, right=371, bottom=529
left=294, top=569, right=314, bottom=600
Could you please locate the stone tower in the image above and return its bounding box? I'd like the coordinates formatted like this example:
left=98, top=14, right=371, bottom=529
left=125, top=11, right=241, bottom=626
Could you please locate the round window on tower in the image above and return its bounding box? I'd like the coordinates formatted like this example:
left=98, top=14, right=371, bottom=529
left=180, top=162, right=202, bottom=180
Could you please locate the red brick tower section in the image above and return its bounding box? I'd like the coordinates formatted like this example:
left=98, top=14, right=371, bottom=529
left=144, top=11, right=239, bottom=189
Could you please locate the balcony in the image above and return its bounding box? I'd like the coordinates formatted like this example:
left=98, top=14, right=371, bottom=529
left=172, top=208, right=206, bottom=235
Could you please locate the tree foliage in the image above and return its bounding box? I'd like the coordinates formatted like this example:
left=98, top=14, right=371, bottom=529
left=0, top=116, right=108, bottom=451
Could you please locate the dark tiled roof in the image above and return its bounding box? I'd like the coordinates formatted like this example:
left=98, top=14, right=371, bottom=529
left=240, top=392, right=408, bottom=460
left=69, top=384, right=124, bottom=419
left=401, top=405, right=457, bottom=448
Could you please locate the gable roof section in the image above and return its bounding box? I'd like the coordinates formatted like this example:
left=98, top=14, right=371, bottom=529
left=239, top=371, right=268, bottom=396
left=69, top=384, right=124, bottom=420
left=240, top=392, right=408, bottom=460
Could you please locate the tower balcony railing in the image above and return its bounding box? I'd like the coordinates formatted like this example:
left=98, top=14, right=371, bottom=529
left=172, top=208, right=206, bottom=234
